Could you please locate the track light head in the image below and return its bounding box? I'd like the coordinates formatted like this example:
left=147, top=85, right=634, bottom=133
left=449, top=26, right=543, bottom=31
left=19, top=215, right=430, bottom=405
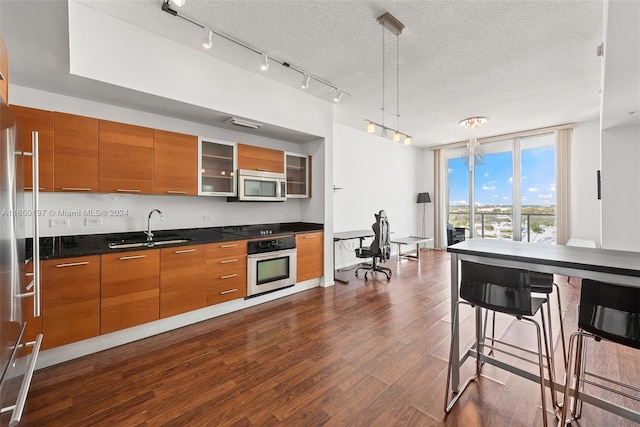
left=170, top=0, right=185, bottom=7
left=404, top=136, right=412, bottom=145
left=367, top=121, right=376, bottom=133
left=201, top=30, right=213, bottom=49
left=260, top=54, right=269, bottom=71
left=333, top=90, right=344, bottom=103
left=393, top=131, right=401, bottom=142
left=301, top=74, right=310, bottom=89
left=381, top=128, right=388, bottom=138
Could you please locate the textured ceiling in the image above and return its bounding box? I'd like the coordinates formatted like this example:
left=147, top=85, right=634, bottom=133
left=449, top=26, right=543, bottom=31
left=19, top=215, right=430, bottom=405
left=4, top=0, right=606, bottom=147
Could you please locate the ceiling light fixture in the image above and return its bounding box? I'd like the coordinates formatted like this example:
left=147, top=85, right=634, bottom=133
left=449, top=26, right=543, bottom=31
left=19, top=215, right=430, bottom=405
left=201, top=29, right=213, bottom=49
left=301, top=74, right=310, bottom=89
left=160, top=1, right=349, bottom=103
left=459, top=117, right=488, bottom=129
left=365, top=12, right=411, bottom=146
left=224, top=117, right=263, bottom=129
left=260, top=54, right=269, bottom=71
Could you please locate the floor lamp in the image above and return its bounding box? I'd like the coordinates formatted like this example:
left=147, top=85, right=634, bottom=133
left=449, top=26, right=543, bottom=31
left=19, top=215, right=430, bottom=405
left=417, top=192, right=431, bottom=249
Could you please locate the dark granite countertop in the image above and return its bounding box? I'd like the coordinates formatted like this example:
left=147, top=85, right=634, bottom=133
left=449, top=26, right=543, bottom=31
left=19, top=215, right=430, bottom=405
left=30, top=222, right=323, bottom=260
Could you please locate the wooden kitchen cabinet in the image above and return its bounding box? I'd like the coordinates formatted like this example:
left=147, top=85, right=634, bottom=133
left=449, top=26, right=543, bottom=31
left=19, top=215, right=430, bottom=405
left=154, top=129, right=198, bottom=195
left=206, top=240, right=247, bottom=305
left=296, top=232, right=324, bottom=282
left=286, top=153, right=311, bottom=198
left=160, top=245, right=206, bottom=318
left=54, top=112, right=99, bottom=192
left=41, top=256, right=101, bottom=350
left=0, top=36, right=7, bottom=103
left=101, top=250, right=159, bottom=334
left=237, top=143, right=284, bottom=173
left=10, top=105, right=55, bottom=191
left=99, top=120, right=154, bottom=194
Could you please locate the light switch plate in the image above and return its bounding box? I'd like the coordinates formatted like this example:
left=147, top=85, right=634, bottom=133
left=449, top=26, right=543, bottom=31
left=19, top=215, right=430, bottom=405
left=50, top=218, right=69, bottom=228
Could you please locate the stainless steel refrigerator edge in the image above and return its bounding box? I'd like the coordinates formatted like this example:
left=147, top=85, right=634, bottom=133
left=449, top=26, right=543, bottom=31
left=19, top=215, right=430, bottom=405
left=0, top=101, right=43, bottom=426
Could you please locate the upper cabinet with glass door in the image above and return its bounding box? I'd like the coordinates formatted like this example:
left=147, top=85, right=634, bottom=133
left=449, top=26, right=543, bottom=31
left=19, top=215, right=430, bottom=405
left=198, top=137, right=237, bottom=196
left=286, top=153, right=310, bottom=198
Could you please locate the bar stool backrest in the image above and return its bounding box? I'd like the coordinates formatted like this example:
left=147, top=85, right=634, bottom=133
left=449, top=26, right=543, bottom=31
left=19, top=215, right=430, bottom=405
left=460, top=261, right=533, bottom=317
left=579, top=279, right=640, bottom=350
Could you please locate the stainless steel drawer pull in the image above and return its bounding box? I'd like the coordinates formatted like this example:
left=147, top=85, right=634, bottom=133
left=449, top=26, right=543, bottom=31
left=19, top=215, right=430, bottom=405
left=174, top=249, right=196, bottom=254
left=61, top=187, right=91, bottom=191
left=256, top=168, right=270, bottom=172
left=24, top=187, right=45, bottom=191
left=116, top=189, right=141, bottom=193
left=304, top=235, right=317, bottom=239
left=220, top=244, right=238, bottom=248
left=219, top=259, right=238, bottom=264
left=25, top=272, right=34, bottom=277
left=119, top=255, right=146, bottom=260
left=220, top=288, right=238, bottom=295
left=166, top=190, right=187, bottom=194
left=56, top=261, right=90, bottom=268
left=220, top=274, right=238, bottom=279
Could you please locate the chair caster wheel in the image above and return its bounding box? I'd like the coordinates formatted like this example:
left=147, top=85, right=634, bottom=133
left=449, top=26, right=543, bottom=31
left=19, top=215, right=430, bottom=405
left=355, top=271, right=359, bottom=278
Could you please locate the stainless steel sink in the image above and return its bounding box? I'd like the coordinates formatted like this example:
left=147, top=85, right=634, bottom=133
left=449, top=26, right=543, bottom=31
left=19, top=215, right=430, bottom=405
left=108, top=238, right=190, bottom=249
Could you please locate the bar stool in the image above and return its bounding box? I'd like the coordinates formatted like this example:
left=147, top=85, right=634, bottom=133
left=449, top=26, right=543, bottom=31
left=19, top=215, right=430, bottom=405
left=444, top=261, right=558, bottom=426
left=560, top=279, right=640, bottom=425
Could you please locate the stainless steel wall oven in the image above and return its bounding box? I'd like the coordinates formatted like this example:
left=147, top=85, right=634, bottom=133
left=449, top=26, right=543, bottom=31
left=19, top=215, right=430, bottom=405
left=247, top=236, right=296, bottom=297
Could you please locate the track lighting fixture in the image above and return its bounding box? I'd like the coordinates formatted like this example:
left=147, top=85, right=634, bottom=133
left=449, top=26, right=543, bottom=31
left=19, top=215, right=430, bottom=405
left=301, top=74, right=310, bottom=89
left=260, top=54, right=269, bottom=71
left=364, top=120, right=413, bottom=143
left=201, top=29, right=213, bottom=49
left=160, top=2, right=349, bottom=102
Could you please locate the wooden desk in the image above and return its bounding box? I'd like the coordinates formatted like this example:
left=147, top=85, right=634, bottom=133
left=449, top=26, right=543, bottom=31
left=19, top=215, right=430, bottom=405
left=333, top=230, right=374, bottom=284
left=391, top=236, right=433, bottom=261
left=447, top=239, right=640, bottom=422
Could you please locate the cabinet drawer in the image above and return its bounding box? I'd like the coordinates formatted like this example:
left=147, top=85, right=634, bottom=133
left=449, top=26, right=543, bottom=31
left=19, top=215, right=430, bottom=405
left=206, top=240, right=247, bottom=258
left=206, top=269, right=247, bottom=305
left=160, top=245, right=206, bottom=318
left=206, top=255, right=247, bottom=273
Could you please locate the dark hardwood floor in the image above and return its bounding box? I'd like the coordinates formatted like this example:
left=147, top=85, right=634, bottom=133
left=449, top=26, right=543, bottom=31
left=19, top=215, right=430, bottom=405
left=13, top=250, right=640, bottom=426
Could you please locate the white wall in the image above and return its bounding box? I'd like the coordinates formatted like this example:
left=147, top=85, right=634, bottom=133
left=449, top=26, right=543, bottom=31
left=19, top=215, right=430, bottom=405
left=571, top=119, right=601, bottom=246
left=332, top=124, right=422, bottom=268
left=601, top=124, right=640, bottom=251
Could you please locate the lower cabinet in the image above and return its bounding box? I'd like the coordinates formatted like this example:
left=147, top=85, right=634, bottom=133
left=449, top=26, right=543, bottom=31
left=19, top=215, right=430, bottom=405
left=160, top=245, right=206, bottom=318
left=296, top=232, right=324, bottom=282
left=101, top=250, right=160, bottom=334
left=41, top=256, right=101, bottom=350
left=206, top=240, right=247, bottom=305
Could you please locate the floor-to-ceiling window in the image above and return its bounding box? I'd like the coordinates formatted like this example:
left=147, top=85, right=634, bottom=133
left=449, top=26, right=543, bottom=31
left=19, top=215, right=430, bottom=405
left=446, top=132, right=556, bottom=243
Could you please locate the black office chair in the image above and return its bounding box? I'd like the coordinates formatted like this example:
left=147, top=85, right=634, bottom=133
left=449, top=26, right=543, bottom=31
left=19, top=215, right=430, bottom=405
left=447, top=223, right=466, bottom=246
left=445, top=261, right=558, bottom=426
left=560, top=279, right=640, bottom=425
left=355, top=210, right=392, bottom=281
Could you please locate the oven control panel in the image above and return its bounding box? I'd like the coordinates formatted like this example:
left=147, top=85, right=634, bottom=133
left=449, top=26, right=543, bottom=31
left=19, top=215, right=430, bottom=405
left=247, top=236, right=296, bottom=255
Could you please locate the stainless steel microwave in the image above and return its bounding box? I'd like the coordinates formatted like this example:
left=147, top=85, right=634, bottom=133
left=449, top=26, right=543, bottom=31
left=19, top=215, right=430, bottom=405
left=233, top=169, right=287, bottom=202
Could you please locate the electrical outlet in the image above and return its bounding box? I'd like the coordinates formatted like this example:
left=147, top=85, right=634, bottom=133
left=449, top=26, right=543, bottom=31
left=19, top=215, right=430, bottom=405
left=85, top=218, right=102, bottom=226
left=203, top=215, right=215, bottom=222
left=50, top=218, right=69, bottom=228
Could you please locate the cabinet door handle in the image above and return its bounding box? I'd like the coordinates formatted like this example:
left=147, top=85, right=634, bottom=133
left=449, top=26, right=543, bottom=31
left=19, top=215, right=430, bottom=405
left=304, top=235, right=317, bottom=239
left=219, top=259, right=238, bottom=264
left=61, top=187, right=92, bottom=191
left=174, top=249, right=196, bottom=254
left=119, top=255, right=146, bottom=260
left=166, top=190, right=187, bottom=194
left=220, top=244, right=237, bottom=248
left=220, top=274, right=237, bottom=279
left=116, top=189, right=141, bottom=193
left=25, top=187, right=45, bottom=191
left=220, top=288, right=238, bottom=295
left=256, top=168, right=270, bottom=172
left=56, top=261, right=90, bottom=268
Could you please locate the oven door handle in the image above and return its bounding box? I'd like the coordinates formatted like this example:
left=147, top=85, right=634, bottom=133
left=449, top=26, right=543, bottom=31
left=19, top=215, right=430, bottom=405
left=247, top=248, right=297, bottom=260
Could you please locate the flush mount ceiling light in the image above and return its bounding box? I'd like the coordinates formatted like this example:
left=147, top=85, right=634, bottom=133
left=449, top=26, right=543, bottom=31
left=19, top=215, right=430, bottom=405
left=201, top=29, right=213, bottom=49
left=459, top=117, right=488, bottom=129
left=365, top=12, right=411, bottom=145
left=160, top=0, right=349, bottom=103
left=224, top=117, right=263, bottom=129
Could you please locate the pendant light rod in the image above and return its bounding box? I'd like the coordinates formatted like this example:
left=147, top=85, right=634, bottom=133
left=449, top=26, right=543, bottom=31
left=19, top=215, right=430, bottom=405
left=160, top=0, right=350, bottom=98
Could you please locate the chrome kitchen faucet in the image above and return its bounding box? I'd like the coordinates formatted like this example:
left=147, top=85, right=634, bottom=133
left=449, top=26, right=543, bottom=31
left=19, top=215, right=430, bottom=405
left=145, top=209, right=164, bottom=241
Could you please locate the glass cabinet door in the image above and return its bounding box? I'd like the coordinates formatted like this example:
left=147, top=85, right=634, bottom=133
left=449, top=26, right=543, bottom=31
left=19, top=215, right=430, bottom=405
left=198, top=138, right=237, bottom=196
left=285, top=153, right=309, bottom=198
